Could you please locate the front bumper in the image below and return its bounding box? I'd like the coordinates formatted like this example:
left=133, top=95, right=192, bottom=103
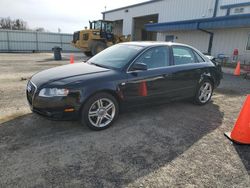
left=31, top=106, right=78, bottom=120
left=26, top=82, right=82, bottom=120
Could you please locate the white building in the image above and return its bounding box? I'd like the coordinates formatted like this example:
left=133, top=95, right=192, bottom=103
left=103, top=0, right=250, bottom=63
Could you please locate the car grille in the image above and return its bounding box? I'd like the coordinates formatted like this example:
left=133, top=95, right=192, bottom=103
left=26, top=81, right=37, bottom=105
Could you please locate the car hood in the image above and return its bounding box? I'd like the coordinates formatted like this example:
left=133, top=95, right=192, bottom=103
left=31, top=63, right=110, bottom=88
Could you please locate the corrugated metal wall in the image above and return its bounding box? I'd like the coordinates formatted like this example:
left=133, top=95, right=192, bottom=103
left=157, top=28, right=250, bottom=63
left=104, top=0, right=250, bottom=35
left=104, top=0, right=165, bottom=35
left=158, top=0, right=215, bottom=22
left=217, top=0, right=250, bottom=16
left=0, top=30, right=79, bottom=52
left=104, top=0, right=216, bottom=35
left=157, top=31, right=210, bottom=53
left=212, top=28, right=250, bottom=63
left=104, top=0, right=250, bottom=63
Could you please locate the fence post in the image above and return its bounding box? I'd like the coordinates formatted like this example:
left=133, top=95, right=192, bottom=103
left=60, top=34, right=63, bottom=49
left=6, top=30, right=10, bottom=52
left=36, top=32, right=39, bottom=52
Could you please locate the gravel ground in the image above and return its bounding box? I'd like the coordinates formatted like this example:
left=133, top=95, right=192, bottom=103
left=0, top=53, right=249, bottom=188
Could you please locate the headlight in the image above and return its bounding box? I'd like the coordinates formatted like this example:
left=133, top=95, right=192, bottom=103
left=39, top=88, right=69, bottom=97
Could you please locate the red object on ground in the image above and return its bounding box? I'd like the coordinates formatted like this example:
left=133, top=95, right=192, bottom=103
left=234, top=61, right=241, bottom=76
left=224, top=95, right=250, bottom=144
left=70, top=55, right=74, bottom=64
left=139, top=81, right=147, bottom=96
left=233, top=49, right=239, bottom=56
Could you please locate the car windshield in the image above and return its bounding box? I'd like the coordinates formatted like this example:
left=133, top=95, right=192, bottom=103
left=87, top=44, right=144, bottom=69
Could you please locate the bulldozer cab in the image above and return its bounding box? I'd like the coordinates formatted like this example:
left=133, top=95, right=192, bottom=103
left=89, top=20, right=114, bottom=42
left=72, top=19, right=131, bottom=56
left=89, top=20, right=113, bottom=33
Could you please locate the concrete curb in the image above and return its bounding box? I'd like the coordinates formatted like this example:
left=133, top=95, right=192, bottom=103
left=222, top=67, right=247, bottom=75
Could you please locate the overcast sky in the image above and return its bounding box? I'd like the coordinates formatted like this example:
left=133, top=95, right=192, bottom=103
left=0, top=0, right=145, bottom=33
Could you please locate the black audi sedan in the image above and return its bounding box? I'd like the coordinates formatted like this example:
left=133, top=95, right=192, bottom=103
left=27, top=42, right=222, bottom=130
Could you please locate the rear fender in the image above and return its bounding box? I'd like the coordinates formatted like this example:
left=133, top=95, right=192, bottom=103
left=199, top=72, right=215, bottom=86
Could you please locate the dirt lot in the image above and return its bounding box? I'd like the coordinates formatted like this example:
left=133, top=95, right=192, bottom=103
left=0, top=53, right=249, bottom=187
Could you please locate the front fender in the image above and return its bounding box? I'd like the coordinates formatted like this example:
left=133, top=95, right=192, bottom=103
left=80, top=81, right=120, bottom=104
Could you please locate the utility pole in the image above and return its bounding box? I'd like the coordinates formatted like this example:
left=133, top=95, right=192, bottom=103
left=103, top=6, right=107, bottom=20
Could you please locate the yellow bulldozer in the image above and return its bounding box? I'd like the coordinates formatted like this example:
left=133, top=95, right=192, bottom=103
left=72, top=20, right=131, bottom=56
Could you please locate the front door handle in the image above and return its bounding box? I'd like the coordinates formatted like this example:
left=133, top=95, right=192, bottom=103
left=196, top=69, right=202, bottom=73
left=163, top=73, right=173, bottom=78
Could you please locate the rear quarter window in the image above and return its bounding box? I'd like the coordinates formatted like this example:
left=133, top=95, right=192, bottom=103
left=192, top=50, right=205, bottom=63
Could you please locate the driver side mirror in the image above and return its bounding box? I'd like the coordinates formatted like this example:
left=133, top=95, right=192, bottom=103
left=131, top=63, right=148, bottom=71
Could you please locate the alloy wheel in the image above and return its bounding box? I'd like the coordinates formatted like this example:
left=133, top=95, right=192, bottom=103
left=198, top=82, right=212, bottom=103
left=88, top=98, right=116, bottom=128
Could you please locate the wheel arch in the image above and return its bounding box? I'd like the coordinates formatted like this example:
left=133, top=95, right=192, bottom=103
left=194, top=74, right=214, bottom=105
left=199, top=73, right=215, bottom=88
left=78, top=89, right=121, bottom=117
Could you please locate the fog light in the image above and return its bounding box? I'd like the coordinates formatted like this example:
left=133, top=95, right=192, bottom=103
left=64, top=108, right=74, bottom=112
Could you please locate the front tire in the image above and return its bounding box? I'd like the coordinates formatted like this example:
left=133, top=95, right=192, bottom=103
left=194, top=80, right=213, bottom=105
left=81, top=93, right=119, bottom=130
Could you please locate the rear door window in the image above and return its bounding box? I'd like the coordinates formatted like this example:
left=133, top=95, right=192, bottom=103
left=172, top=46, right=196, bottom=65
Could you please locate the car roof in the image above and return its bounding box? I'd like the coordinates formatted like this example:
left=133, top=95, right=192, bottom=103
left=120, top=41, right=210, bottom=62
left=121, top=41, right=192, bottom=48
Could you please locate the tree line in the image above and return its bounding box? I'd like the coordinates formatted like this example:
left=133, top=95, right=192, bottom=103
left=0, top=17, right=46, bottom=32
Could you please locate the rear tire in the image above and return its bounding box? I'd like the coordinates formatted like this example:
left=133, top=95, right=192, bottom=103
left=194, top=80, right=213, bottom=105
left=91, top=41, right=107, bottom=56
left=81, top=92, right=119, bottom=130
